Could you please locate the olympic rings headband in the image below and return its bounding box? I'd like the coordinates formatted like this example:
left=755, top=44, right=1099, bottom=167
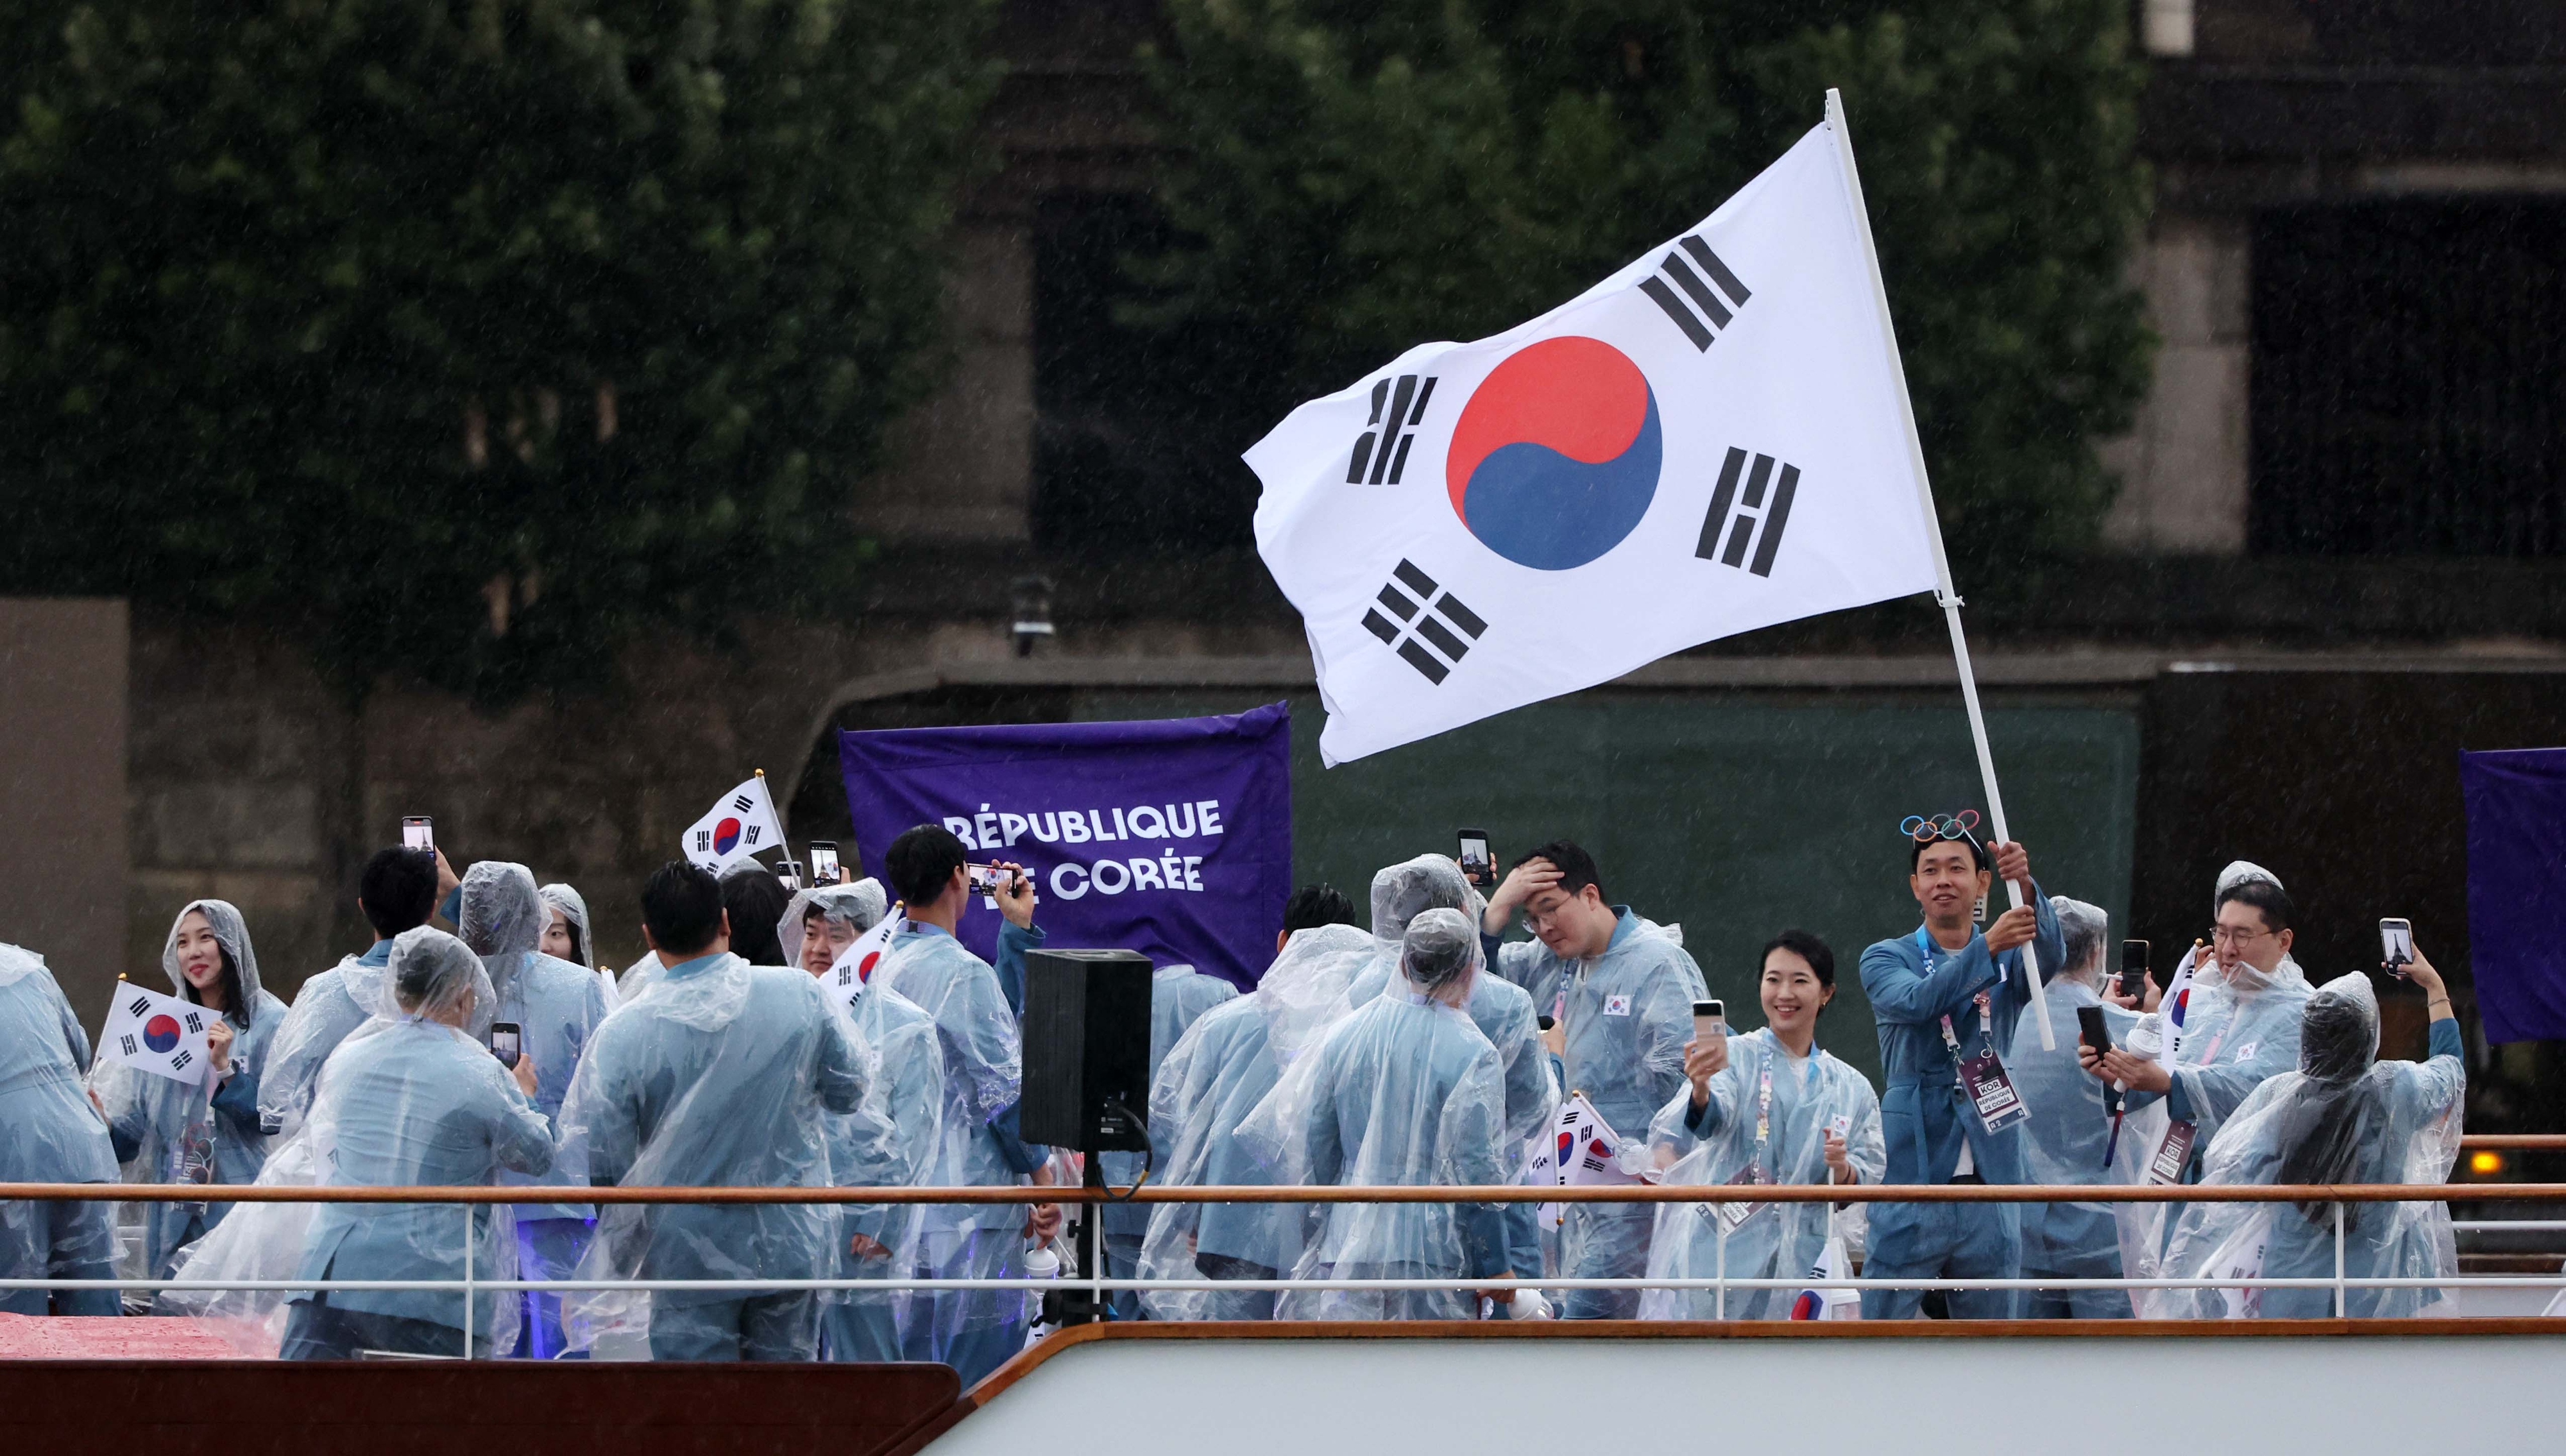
left=1900, top=810, right=1982, bottom=845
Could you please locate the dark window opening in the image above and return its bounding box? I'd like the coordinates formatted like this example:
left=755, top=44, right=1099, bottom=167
left=2250, top=200, right=2566, bottom=556
left=1030, top=192, right=1277, bottom=557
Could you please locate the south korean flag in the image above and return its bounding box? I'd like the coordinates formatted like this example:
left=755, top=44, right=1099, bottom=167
left=683, top=772, right=788, bottom=874
left=1250, top=92, right=1946, bottom=765
left=824, top=911, right=906, bottom=1014
left=98, top=979, right=214, bottom=1084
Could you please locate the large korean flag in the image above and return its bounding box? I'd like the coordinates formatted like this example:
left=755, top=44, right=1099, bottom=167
left=1251, top=103, right=1944, bottom=765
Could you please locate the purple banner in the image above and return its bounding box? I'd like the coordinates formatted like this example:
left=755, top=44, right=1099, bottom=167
left=838, top=704, right=1293, bottom=990
left=2461, top=747, right=2566, bottom=1044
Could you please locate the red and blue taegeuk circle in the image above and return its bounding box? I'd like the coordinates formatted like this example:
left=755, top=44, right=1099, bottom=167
left=713, top=817, right=743, bottom=855
left=144, top=1013, right=182, bottom=1054
left=1445, top=336, right=1663, bottom=570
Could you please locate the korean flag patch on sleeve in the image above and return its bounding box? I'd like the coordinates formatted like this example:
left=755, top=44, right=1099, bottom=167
left=1603, top=994, right=1633, bottom=1017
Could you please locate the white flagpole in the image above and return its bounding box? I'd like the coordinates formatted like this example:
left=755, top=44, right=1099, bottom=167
left=1823, top=87, right=2054, bottom=1049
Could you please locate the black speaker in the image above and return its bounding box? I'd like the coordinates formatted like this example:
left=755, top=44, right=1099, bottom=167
left=1017, top=947, right=1153, bottom=1151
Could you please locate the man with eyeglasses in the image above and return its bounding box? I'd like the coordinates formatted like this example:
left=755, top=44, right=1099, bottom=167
left=2079, top=863, right=2311, bottom=1237
left=1481, top=840, right=1706, bottom=1317
left=1858, top=817, right=2064, bottom=1318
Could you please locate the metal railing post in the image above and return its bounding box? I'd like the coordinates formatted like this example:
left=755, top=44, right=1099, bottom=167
left=1715, top=1221, right=1727, bottom=1321
left=463, top=1202, right=475, bottom=1359
left=2334, top=1200, right=2347, bottom=1319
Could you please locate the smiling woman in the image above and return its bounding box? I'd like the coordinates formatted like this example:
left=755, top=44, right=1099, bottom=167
left=88, top=899, right=289, bottom=1299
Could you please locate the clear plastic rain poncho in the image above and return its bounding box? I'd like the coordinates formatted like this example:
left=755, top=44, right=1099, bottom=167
left=1237, top=909, right=1509, bottom=1320
left=1348, top=856, right=1557, bottom=1283
left=779, top=881, right=947, bottom=1361
left=1636, top=1025, right=1885, bottom=1319
left=1137, top=922, right=1373, bottom=1319
left=869, top=915, right=1038, bottom=1353
left=2109, top=863, right=2314, bottom=1282
left=555, top=944, right=867, bottom=1359
left=540, top=882, right=621, bottom=1012
left=276, top=927, right=550, bottom=1354
left=162, top=932, right=496, bottom=1351
left=2010, top=898, right=2141, bottom=1291
left=0, top=944, right=121, bottom=1316
left=458, top=863, right=611, bottom=1210
left=258, top=949, right=396, bottom=1139
left=2144, top=972, right=2464, bottom=1319
left=91, top=899, right=289, bottom=1291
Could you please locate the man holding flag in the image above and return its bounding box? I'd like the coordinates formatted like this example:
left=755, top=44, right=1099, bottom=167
left=1859, top=820, right=2064, bottom=1318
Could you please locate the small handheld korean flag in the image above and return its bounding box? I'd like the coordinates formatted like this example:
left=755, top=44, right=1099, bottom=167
left=98, top=979, right=214, bottom=1084
left=824, top=911, right=906, bottom=1013
left=683, top=772, right=787, bottom=874
left=1552, top=1093, right=1640, bottom=1188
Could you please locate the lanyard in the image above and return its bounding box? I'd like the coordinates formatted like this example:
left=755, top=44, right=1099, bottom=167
left=1752, top=1064, right=1774, bottom=1159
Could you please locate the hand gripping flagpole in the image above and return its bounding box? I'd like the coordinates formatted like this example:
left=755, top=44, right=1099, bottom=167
left=1824, top=88, right=2054, bottom=1050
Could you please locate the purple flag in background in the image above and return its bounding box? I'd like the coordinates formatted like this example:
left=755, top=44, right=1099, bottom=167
left=2460, top=747, right=2566, bottom=1044
left=838, top=704, right=1293, bottom=990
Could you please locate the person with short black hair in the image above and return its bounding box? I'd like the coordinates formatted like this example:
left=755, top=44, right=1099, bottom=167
left=1277, top=883, right=1361, bottom=951
left=871, top=825, right=1057, bottom=1384
left=1857, top=817, right=2064, bottom=1319
left=558, top=860, right=869, bottom=1361
left=719, top=863, right=795, bottom=967
left=2081, top=861, right=2315, bottom=1272
left=259, top=845, right=452, bottom=1137
left=1479, top=838, right=1706, bottom=1318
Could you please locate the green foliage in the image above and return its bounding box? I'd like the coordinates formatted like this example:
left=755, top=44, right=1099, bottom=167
left=1137, top=0, right=2155, bottom=569
left=0, top=0, right=998, bottom=697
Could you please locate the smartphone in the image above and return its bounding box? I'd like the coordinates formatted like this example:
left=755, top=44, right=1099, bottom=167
left=967, top=863, right=1019, bottom=898
left=2380, top=918, right=2414, bottom=970
left=1692, top=998, right=1725, bottom=1042
left=489, top=1022, right=522, bottom=1070
left=402, top=816, right=434, bottom=852
left=2077, top=1004, right=2113, bottom=1054
left=778, top=860, right=805, bottom=892
left=1457, top=828, right=1493, bottom=889
left=2119, top=939, right=2149, bottom=1000
left=809, top=842, right=841, bottom=884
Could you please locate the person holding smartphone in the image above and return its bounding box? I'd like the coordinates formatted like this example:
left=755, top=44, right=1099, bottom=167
left=1640, top=930, right=1884, bottom=1320
left=2145, top=945, right=2464, bottom=1319
left=778, top=879, right=949, bottom=1362
left=867, top=825, right=1059, bottom=1386
left=455, top=862, right=613, bottom=1358
left=2078, top=863, right=2315, bottom=1276
left=278, top=927, right=549, bottom=1358
left=262, top=846, right=448, bottom=1139
left=2007, top=897, right=2142, bottom=1317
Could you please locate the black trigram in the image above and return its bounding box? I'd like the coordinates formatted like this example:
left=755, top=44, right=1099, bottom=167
left=1361, top=559, right=1486, bottom=684
left=1347, top=375, right=1438, bottom=485
left=183, top=1011, right=203, bottom=1034
left=126, top=994, right=149, bottom=1019
left=169, top=1049, right=193, bottom=1072
left=118, top=1034, right=137, bottom=1057
left=731, top=793, right=754, bottom=813
left=693, top=829, right=712, bottom=851
left=1638, top=234, right=1753, bottom=351
left=1695, top=446, right=1800, bottom=577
